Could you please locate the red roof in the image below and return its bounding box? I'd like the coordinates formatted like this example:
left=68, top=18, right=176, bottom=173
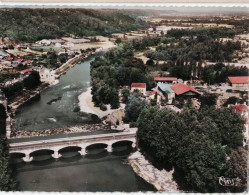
left=148, top=90, right=160, bottom=96
left=14, top=43, right=18, bottom=47
left=6, top=57, right=13, bottom=61
left=154, top=77, right=177, bottom=82
left=228, top=76, right=249, bottom=84
left=171, top=83, right=199, bottom=95
left=26, top=60, right=33, bottom=63
left=131, top=83, right=146, bottom=88
left=20, top=68, right=32, bottom=74
left=17, top=58, right=23, bottom=61
left=233, top=104, right=249, bottom=113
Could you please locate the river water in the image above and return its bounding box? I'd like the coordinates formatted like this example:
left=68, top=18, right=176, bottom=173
left=16, top=54, right=97, bottom=131
left=12, top=54, right=156, bottom=192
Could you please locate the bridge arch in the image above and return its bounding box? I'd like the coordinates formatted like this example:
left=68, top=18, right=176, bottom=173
left=30, top=149, right=54, bottom=156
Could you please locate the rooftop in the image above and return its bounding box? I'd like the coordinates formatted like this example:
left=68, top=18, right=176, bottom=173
left=233, top=104, right=249, bottom=113
left=158, top=83, right=174, bottom=94
left=171, top=83, right=199, bottom=95
left=154, top=77, right=177, bottom=82
left=131, top=83, right=146, bottom=88
left=228, top=76, right=249, bottom=84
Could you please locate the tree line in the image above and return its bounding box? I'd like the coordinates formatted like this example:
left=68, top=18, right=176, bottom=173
left=0, top=9, right=147, bottom=42
left=147, top=38, right=242, bottom=62
left=0, top=104, right=17, bottom=191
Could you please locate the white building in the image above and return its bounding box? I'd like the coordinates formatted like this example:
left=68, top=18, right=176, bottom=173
left=39, top=68, right=56, bottom=80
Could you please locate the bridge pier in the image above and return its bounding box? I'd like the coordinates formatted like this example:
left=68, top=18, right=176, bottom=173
left=106, top=145, right=112, bottom=153
left=79, top=148, right=87, bottom=156
left=52, top=150, right=62, bottom=159
left=22, top=153, right=33, bottom=162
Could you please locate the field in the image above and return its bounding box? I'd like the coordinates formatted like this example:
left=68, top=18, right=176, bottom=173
left=6, top=48, right=46, bottom=57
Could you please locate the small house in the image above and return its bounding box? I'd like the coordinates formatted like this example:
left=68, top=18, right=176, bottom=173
left=131, top=83, right=146, bottom=96
left=158, top=83, right=175, bottom=103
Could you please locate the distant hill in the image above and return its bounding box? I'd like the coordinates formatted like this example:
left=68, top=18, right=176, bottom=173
left=0, top=8, right=147, bottom=42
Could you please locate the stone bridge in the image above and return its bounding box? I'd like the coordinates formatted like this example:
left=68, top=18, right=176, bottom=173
left=9, top=128, right=137, bottom=162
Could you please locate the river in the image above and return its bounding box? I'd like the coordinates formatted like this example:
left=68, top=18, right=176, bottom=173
left=12, top=54, right=156, bottom=192
left=16, top=54, right=98, bottom=131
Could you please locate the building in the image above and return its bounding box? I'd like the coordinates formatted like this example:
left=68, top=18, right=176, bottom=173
left=171, top=83, right=199, bottom=96
left=154, top=77, right=177, bottom=84
left=228, top=76, right=249, bottom=87
left=20, top=68, right=33, bottom=74
left=62, top=37, right=90, bottom=44
left=39, top=68, right=56, bottom=80
left=158, top=83, right=175, bottom=104
left=131, top=83, right=146, bottom=96
left=147, top=90, right=161, bottom=105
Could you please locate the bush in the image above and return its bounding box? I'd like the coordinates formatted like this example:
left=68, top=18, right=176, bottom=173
left=99, top=103, right=107, bottom=111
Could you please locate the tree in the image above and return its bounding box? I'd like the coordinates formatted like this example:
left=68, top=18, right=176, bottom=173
left=175, top=132, right=227, bottom=193
left=199, top=107, right=244, bottom=151
left=23, top=71, right=41, bottom=89
left=137, top=106, right=186, bottom=165
left=226, top=147, right=248, bottom=192
left=121, top=89, right=130, bottom=103
left=124, top=92, right=146, bottom=122
left=0, top=136, right=17, bottom=191
left=146, top=59, right=154, bottom=66
left=0, top=104, right=7, bottom=136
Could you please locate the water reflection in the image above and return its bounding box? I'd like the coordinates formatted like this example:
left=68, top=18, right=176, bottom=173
left=11, top=144, right=156, bottom=192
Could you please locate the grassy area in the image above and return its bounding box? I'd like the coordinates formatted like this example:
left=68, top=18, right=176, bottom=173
left=30, top=46, right=63, bottom=52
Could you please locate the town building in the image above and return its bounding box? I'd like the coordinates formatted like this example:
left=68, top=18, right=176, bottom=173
left=147, top=90, right=161, bottom=105
left=171, top=83, right=199, bottom=96
left=131, top=83, right=146, bottom=96
left=228, top=76, right=249, bottom=87
left=158, top=83, right=175, bottom=104
left=154, top=77, right=177, bottom=84
left=39, top=68, right=56, bottom=80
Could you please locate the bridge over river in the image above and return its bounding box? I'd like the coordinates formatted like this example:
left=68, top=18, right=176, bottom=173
left=9, top=128, right=137, bottom=162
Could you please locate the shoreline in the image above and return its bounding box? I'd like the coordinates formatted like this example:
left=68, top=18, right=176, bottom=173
left=128, top=151, right=179, bottom=192
left=78, top=86, right=125, bottom=119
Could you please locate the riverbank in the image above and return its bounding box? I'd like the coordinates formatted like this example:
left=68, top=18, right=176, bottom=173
left=78, top=87, right=125, bottom=118
left=128, top=151, right=179, bottom=192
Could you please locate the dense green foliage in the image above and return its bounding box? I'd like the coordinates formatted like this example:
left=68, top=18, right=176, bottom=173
left=124, top=92, right=146, bottom=123
left=166, top=27, right=244, bottom=40
left=227, top=147, right=248, bottom=192
left=147, top=38, right=242, bottom=62
left=0, top=136, right=17, bottom=191
left=23, top=71, right=41, bottom=89
left=0, top=9, right=146, bottom=42
left=2, top=82, right=23, bottom=99
left=137, top=106, right=245, bottom=192
left=201, top=63, right=248, bottom=84
left=0, top=104, right=7, bottom=135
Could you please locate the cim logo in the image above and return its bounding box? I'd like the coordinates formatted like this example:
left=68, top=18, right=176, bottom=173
left=218, top=176, right=240, bottom=186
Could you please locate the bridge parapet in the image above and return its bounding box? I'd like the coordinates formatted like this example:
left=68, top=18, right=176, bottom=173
left=10, top=129, right=137, bottom=162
